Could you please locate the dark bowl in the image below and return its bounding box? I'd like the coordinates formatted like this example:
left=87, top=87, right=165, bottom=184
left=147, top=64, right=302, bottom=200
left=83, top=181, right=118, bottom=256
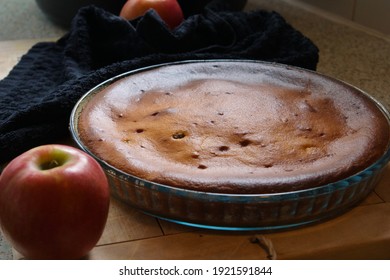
left=35, top=0, right=247, bottom=28
left=36, top=0, right=127, bottom=28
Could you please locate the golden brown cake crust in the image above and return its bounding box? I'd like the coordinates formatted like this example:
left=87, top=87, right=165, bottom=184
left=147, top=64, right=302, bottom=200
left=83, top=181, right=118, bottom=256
left=77, top=61, right=390, bottom=194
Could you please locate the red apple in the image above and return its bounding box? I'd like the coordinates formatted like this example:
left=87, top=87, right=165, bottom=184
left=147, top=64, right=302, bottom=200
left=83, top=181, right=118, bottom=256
left=0, top=144, right=110, bottom=259
left=120, top=0, right=184, bottom=29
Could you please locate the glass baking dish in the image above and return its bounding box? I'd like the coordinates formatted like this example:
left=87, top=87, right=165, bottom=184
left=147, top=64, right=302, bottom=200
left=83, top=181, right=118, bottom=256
left=69, top=60, right=390, bottom=231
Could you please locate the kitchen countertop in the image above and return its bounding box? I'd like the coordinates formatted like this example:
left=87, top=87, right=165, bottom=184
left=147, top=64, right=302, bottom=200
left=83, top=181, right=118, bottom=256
left=0, top=0, right=66, bottom=41
left=1, top=0, right=390, bottom=260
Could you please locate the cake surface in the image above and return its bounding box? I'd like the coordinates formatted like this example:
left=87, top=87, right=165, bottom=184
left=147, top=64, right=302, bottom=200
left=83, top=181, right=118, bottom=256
left=77, top=61, right=390, bottom=194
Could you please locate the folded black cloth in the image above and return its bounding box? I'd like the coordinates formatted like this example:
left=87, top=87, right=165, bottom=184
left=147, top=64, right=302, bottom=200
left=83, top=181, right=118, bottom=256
left=178, top=0, right=248, bottom=17
left=0, top=5, right=319, bottom=164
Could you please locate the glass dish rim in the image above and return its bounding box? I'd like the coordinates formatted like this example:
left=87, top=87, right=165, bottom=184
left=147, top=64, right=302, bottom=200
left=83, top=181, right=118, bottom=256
left=69, top=59, right=390, bottom=204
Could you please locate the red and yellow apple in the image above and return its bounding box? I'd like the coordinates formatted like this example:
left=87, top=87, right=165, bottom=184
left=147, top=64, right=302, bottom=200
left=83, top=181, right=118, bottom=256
left=0, top=144, right=110, bottom=259
left=120, top=0, right=184, bottom=29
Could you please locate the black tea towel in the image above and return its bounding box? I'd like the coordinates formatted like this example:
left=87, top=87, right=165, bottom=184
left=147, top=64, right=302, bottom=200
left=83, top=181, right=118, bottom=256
left=0, top=4, right=319, bottom=163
